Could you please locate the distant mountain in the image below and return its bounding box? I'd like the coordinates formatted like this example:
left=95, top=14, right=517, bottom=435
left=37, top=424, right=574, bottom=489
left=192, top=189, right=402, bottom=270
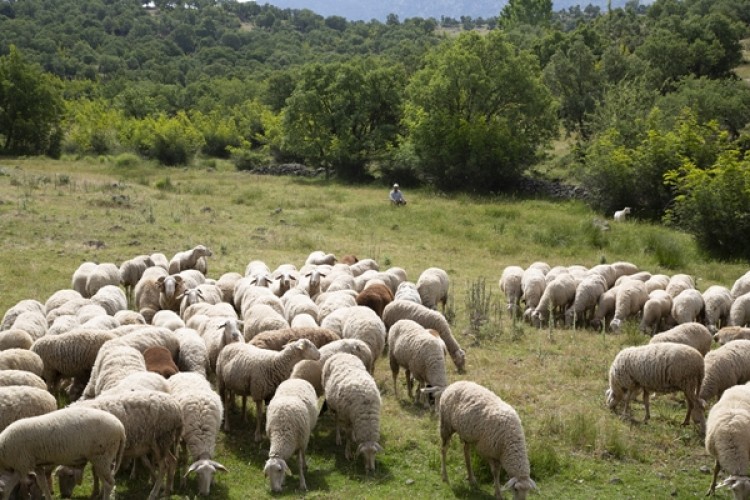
left=256, top=0, right=647, bottom=22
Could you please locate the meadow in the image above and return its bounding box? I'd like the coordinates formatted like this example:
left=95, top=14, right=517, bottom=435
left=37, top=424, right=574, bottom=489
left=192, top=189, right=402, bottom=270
left=0, top=156, right=748, bottom=499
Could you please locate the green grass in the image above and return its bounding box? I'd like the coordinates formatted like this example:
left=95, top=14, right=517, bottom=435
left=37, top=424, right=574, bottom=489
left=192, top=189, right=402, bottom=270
left=0, top=156, right=746, bottom=499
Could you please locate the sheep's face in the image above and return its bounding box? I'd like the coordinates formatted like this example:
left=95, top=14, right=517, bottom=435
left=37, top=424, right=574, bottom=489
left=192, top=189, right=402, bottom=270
left=55, top=466, right=83, bottom=498
left=357, top=442, right=383, bottom=472
left=719, top=476, right=750, bottom=500
left=264, top=458, right=290, bottom=493
left=186, top=459, right=227, bottom=496
left=452, top=349, right=466, bottom=374
left=605, top=388, right=619, bottom=411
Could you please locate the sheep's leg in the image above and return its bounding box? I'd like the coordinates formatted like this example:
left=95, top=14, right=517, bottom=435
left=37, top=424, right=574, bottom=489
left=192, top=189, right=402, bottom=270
left=682, top=391, right=695, bottom=426
left=335, top=416, right=342, bottom=446
left=391, top=366, right=400, bottom=399
left=462, top=441, right=477, bottom=487
left=490, top=461, right=502, bottom=499
left=440, top=437, right=451, bottom=484
left=707, top=460, right=721, bottom=496
left=32, top=467, right=53, bottom=500
left=242, top=395, right=248, bottom=422
left=90, top=458, right=115, bottom=500
left=405, top=369, right=413, bottom=399
left=298, top=448, right=307, bottom=491
left=254, top=400, right=264, bottom=442
left=642, top=389, right=651, bottom=423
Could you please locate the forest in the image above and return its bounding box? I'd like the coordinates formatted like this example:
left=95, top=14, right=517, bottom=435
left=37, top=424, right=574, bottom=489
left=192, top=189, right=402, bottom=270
left=1, top=0, right=750, bottom=258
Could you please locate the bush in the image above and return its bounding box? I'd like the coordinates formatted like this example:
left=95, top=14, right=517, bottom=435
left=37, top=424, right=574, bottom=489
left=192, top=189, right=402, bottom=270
left=121, top=112, right=204, bottom=166
left=113, top=153, right=140, bottom=167
left=229, top=147, right=271, bottom=171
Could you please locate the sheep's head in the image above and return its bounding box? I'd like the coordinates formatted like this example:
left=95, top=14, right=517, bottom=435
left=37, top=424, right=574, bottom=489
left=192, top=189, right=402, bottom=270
left=290, top=338, right=321, bottom=361
left=501, top=477, right=537, bottom=500
left=195, top=244, right=213, bottom=258
left=186, top=459, right=227, bottom=496
left=718, top=475, right=750, bottom=499
left=356, top=441, right=383, bottom=473
left=54, top=466, right=83, bottom=498
left=220, top=319, right=243, bottom=345
left=605, top=388, right=619, bottom=411
left=264, top=457, right=291, bottom=493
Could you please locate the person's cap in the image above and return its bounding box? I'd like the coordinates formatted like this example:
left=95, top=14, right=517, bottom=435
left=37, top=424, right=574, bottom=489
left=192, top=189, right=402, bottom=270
left=393, top=183, right=399, bottom=188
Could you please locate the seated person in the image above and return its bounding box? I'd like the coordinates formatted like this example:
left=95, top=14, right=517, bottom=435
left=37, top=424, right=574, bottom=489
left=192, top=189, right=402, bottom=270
left=389, top=183, right=407, bottom=206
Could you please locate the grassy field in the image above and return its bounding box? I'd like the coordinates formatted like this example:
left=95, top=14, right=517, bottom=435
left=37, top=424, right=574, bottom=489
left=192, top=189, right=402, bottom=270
left=0, top=156, right=748, bottom=499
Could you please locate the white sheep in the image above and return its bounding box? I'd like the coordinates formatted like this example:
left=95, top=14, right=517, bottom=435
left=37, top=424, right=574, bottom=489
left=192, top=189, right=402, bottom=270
left=613, top=207, right=631, bottom=221
left=1, top=299, right=45, bottom=333
left=665, top=273, right=695, bottom=298
left=298, top=267, right=328, bottom=299
left=703, top=285, right=734, bottom=333
left=316, top=290, right=358, bottom=323
left=606, top=342, right=705, bottom=433
left=609, top=279, right=648, bottom=332
left=382, top=300, right=466, bottom=373
left=610, top=261, right=639, bottom=280
left=179, top=284, right=223, bottom=317
left=648, top=322, right=713, bottom=356
left=283, top=292, right=320, bottom=324
left=700, top=339, right=750, bottom=403
left=644, top=274, right=671, bottom=293
left=586, top=264, right=617, bottom=288
left=564, top=273, right=607, bottom=328
left=174, top=327, right=209, bottom=377
left=322, top=352, right=382, bottom=472
left=0, top=385, right=58, bottom=433
left=289, top=338, right=373, bottom=397
left=0, top=370, right=47, bottom=390
left=729, top=292, right=750, bottom=327
left=614, top=270, right=651, bottom=287
left=264, top=378, right=318, bottom=492
left=216, top=272, right=243, bottom=304
left=242, top=303, right=290, bottom=341
left=44, top=289, right=81, bottom=316
left=291, top=313, right=318, bottom=328
left=520, top=267, right=546, bottom=317
left=150, top=252, right=170, bottom=270
left=134, top=266, right=169, bottom=323
left=304, top=250, right=337, bottom=266
left=8, top=310, right=47, bottom=341
left=113, top=310, right=147, bottom=326
left=169, top=244, right=212, bottom=275
left=152, top=309, right=186, bottom=331
left=182, top=301, right=237, bottom=326
left=394, top=281, right=422, bottom=305
left=349, top=258, right=379, bottom=277
left=340, top=306, right=387, bottom=372
left=713, top=326, right=750, bottom=345
left=531, top=272, right=577, bottom=328
left=0, top=348, right=44, bottom=377
left=216, top=338, right=320, bottom=440
left=499, top=266, right=525, bottom=318
left=199, top=317, right=243, bottom=374
left=670, top=288, right=705, bottom=325
left=0, top=406, right=126, bottom=500
left=81, top=344, right=146, bottom=399
left=416, top=267, right=449, bottom=311
left=639, top=290, right=673, bottom=335
left=388, top=319, right=448, bottom=407
left=730, top=270, right=750, bottom=299
left=0, top=329, right=34, bottom=350
left=590, top=285, right=619, bottom=331
left=705, top=383, right=750, bottom=497
left=85, top=263, right=121, bottom=298
left=71, top=262, right=98, bottom=297
left=168, top=372, right=227, bottom=496
left=438, top=380, right=536, bottom=500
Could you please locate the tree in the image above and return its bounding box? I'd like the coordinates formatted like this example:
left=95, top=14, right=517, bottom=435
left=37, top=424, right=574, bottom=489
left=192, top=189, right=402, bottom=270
left=0, top=46, right=64, bottom=155
left=500, top=0, right=553, bottom=28
left=403, top=31, right=557, bottom=192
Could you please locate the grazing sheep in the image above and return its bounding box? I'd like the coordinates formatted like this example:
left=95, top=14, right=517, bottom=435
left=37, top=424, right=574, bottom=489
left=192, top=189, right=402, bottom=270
left=499, top=266, right=525, bottom=318
left=382, top=300, right=466, bottom=373
left=119, top=255, right=154, bottom=304
left=304, top=251, right=337, bottom=267
left=0, top=329, right=34, bottom=351
left=71, top=262, right=98, bottom=298
left=264, top=379, right=318, bottom=492
left=134, top=266, right=169, bottom=323
left=700, top=339, right=750, bottom=403
left=531, top=273, right=577, bottom=328
left=271, top=266, right=300, bottom=297
left=174, top=328, right=209, bottom=377
left=394, top=282, right=422, bottom=305
left=283, top=292, right=320, bottom=324
left=298, top=267, right=328, bottom=299
left=416, top=267, right=449, bottom=311
left=289, top=338, right=373, bottom=397
left=317, top=290, right=358, bottom=323
left=2, top=300, right=45, bottom=333
left=704, top=384, right=750, bottom=497
left=85, top=263, right=120, bottom=298
left=609, top=279, right=648, bottom=332
left=613, top=207, right=631, bottom=221
left=670, top=288, right=705, bottom=325
left=291, top=314, right=318, bottom=328
left=0, top=348, right=44, bottom=376
left=216, top=339, right=320, bottom=440
left=322, top=353, right=382, bottom=472
left=0, top=386, right=58, bottom=433
left=0, top=370, right=47, bottom=390
left=649, top=322, right=713, bottom=356
left=614, top=271, right=651, bottom=287
left=521, top=267, right=546, bottom=316
left=169, top=244, right=212, bottom=275
left=388, top=319, right=448, bottom=407
left=730, top=271, right=750, bottom=299
left=81, top=345, right=146, bottom=399
left=713, top=326, right=750, bottom=346
left=0, top=406, right=126, bottom=500
left=8, top=310, right=47, bottom=341
left=355, top=283, right=394, bottom=318
left=249, top=327, right=340, bottom=351
left=666, top=273, right=695, bottom=299
left=349, top=259, right=379, bottom=277
left=564, top=274, right=608, bottom=328
left=702, top=285, right=733, bottom=333
left=438, top=380, right=536, bottom=500
left=183, top=301, right=238, bottom=326
left=606, top=342, right=706, bottom=433
left=639, top=290, right=673, bottom=335
left=113, top=310, right=147, bottom=326
left=216, top=272, right=243, bottom=304
left=590, top=285, right=619, bottom=331
left=168, top=372, right=226, bottom=496
left=339, top=306, right=387, bottom=372
left=144, top=345, right=179, bottom=379
left=152, top=309, right=186, bottom=331
left=179, top=284, right=224, bottom=318
left=729, top=292, right=750, bottom=327
left=242, top=304, right=290, bottom=341
left=645, top=274, right=671, bottom=293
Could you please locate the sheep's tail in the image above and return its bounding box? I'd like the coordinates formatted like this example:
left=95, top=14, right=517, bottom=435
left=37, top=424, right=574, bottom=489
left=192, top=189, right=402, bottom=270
left=113, top=431, right=127, bottom=475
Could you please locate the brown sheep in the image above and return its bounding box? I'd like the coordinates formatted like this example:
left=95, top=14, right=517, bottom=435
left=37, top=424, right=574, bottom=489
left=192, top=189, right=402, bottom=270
left=143, top=346, right=179, bottom=378
left=249, top=327, right=340, bottom=351
left=356, top=283, right=394, bottom=318
left=340, top=255, right=359, bottom=265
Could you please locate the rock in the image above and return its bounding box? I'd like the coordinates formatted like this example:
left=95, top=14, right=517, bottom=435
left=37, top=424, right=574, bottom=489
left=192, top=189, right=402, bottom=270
left=405, top=479, right=415, bottom=485
left=699, top=465, right=711, bottom=474
left=609, top=477, right=622, bottom=485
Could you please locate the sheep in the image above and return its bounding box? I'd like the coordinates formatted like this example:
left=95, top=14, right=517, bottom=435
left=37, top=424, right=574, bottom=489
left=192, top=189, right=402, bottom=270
left=242, top=304, right=290, bottom=341
left=85, top=263, right=121, bottom=298
left=355, top=282, right=394, bottom=319
left=216, top=338, right=320, bottom=440
left=336, top=306, right=387, bottom=372
left=1, top=299, right=44, bottom=331
left=104, top=371, right=171, bottom=395
left=290, top=339, right=373, bottom=397
left=666, top=273, right=695, bottom=298
left=499, top=266, right=525, bottom=318
left=8, top=310, right=47, bottom=341
left=564, top=274, right=608, bottom=328
left=169, top=244, right=213, bottom=275
left=75, top=303, right=109, bottom=324
left=0, top=370, right=47, bottom=390
left=196, top=317, right=242, bottom=376
left=30, top=328, right=117, bottom=395
left=174, top=328, right=209, bottom=377
left=183, top=301, right=237, bottom=326
left=249, top=327, right=340, bottom=352
left=339, top=254, right=358, bottom=265
left=382, top=300, right=466, bottom=373
left=264, top=378, right=318, bottom=493
left=586, top=264, right=617, bottom=288
left=82, top=314, right=120, bottom=331
left=110, top=311, right=144, bottom=327
left=394, top=281, right=422, bottom=305
left=0, top=386, right=58, bottom=433
left=304, top=251, right=337, bottom=266
left=531, top=273, right=577, bottom=328
left=150, top=252, right=170, bottom=271
left=670, top=288, right=705, bottom=325
left=609, top=279, right=648, bottom=332
left=119, top=255, right=154, bottom=301
left=520, top=267, right=546, bottom=316
left=714, top=326, right=750, bottom=346
left=134, top=266, right=169, bottom=323
left=610, top=261, right=639, bottom=280
left=703, top=285, right=734, bottom=333
left=0, top=406, right=126, bottom=500
left=69, top=390, right=182, bottom=500
left=438, top=380, right=536, bottom=500
left=168, top=372, right=226, bottom=496
left=590, top=285, right=619, bottom=331
left=639, top=290, right=673, bottom=335
left=388, top=319, right=448, bottom=407
left=81, top=345, right=147, bottom=399
left=317, top=290, right=358, bottom=323
left=46, top=297, right=91, bottom=327
left=179, top=284, right=224, bottom=316
left=704, top=384, right=750, bottom=497
left=158, top=274, right=190, bottom=313
left=614, top=271, right=651, bottom=287
left=0, top=329, right=33, bottom=350
left=614, top=207, right=631, bottom=221
left=216, top=272, right=243, bottom=304
left=71, top=262, right=98, bottom=297
left=0, top=348, right=44, bottom=376
left=152, top=309, right=186, bottom=331
left=322, top=352, right=382, bottom=472
left=730, top=271, right=750, bottom=299
left=729, top=292, right=750, bottom=327
left=47, top=315, right=82, bottom=336
left=284, top=292, right=320, bottom=324
left=291, top=314, right=318, bottom=328
left=700, top=339, right=750, bottom=403
left=645, top=274, right=671, bottom=293
left=606, top=342, right=706, bottom=433
left=144, top=345, right=179, bottom=379
left=349, top=258, right=379, bottom=277
left=416, top=267, right=449, bottom=311
left=649, top=322, right=713, bottom=356
left=271, top=266, right=300, bottom=297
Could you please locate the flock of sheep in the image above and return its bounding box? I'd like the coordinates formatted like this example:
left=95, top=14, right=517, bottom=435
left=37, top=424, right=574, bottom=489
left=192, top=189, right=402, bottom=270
left=502, top=260, right=750, bottom=497
left=0, top=246, right=537, bottom=500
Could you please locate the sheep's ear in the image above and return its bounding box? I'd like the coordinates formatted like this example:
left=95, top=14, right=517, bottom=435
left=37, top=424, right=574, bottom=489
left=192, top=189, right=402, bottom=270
left=196, top=289, right=204, bottom=298
left=174, top=275, right=184, bottom=283
left=210, top=461, right=228, bottom=473
left=284, top=463, right=292, bottom=476
left=156, top=276, right=166, bottom=284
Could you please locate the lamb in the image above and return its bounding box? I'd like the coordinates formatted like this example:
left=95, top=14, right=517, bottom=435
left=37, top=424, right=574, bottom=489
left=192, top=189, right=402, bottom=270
left=0, top=370, right=47, bottom=390
left=666, top=273, right=695, bottom=298
left=289, top=338, right=373, bottom=396
left=606, top=342, right=705, bottom=434
left=499, top=266, right=525, bottom=318
left=71, top=262, right=98, bottom=297
left=264, top=378, right=318, bottom=492
left=249, top=327, right=340, bottom=351
left=152, top=309, right=186, bottom=331
left=382, top=300, right=466, bottom=373
left=174, top=328, right=209, bottom=377
left=388, top=319, right=448, bottom=407
left=0, top=386, right=58, bottom=433
left=304, top=251, right=337, bottom=266
left=700, top=339, right=750, bottom=403
left=713, top=326, right=750, bottom=346
left=322, top=353, right=382, bottom=472
left=216, top=338, right=320, bottom=440
left=704, top=383, right=750, bottom=497
left=670, top=288, right=705, bottom=325
left=648, top=322, right=713, bottom=356
left=168, top=244, right=212, bottom=275
left=639, top=290, right=673, bottom=335
left=609, top=279, right=648, bottom=332
left=168, top=372, right=226, bottom=496
left=119, top=254, right=155, bottom=305
left=730, top=270, right=750, bottom=299
left=702, top=285, right=733, bottom=333
left=0, top=348, right=44, bottom=377
left=144, top=345, right=179, bottom=378
left=416, top=267, right=449, bottom=311
left=394, top=281, right=422, bottom=305
left=530, top=272, right=577, bottom=328
left=564, top=274, right=608, bottom=328
left=614, top=207, right=631, bottom=221
left=729, top=292, right=750, bottom=327
left=0, top=329, right=34, bottom=350
left=242, top=304, right=290, bottom=341
left=355, top=283, right=394, bottom=318
left=438, top=380, right=536, bottom=500
left=0, top=406, right=126, bottom=500
left=85, top=263, right=121, bottom=298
